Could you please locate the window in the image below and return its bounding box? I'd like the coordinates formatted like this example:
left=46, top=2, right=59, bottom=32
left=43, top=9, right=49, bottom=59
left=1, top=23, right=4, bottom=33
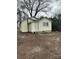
left=43, top=22, right=49, bottom=26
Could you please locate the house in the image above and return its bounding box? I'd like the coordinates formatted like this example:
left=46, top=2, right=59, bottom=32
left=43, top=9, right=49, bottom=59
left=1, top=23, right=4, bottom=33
left=20, top=17, right=52, bottom=32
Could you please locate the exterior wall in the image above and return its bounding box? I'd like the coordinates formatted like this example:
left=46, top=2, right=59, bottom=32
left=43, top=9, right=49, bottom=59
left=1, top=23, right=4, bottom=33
left=28, top=23, right=32, bottom=32
left=20, top=20, right=39, bottom=32
left=20, top=18, right=52, bottom=32
left=30, top=22, right=39, bottom=32
left=29, top=23, right=34, bottom=32
left=38, top=18, right=52, bottom=32
left=20, top=20, right=28, bottom=32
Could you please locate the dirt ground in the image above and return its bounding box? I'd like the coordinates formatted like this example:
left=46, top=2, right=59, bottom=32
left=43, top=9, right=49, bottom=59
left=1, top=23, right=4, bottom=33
left=17, top=31, right=61, bottom=59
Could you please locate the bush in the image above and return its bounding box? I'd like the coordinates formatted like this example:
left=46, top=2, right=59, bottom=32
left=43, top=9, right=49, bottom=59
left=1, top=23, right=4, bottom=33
left=52, top=18, right=61, bottom=32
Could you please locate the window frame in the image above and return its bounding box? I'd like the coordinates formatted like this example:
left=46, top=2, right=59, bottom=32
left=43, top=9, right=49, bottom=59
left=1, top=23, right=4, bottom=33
left=43, top=22, right=49, bottom=26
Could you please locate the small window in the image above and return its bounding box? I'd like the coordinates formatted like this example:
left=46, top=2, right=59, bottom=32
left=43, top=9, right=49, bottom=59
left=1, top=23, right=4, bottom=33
left=43, top=22, right=49, bottom=26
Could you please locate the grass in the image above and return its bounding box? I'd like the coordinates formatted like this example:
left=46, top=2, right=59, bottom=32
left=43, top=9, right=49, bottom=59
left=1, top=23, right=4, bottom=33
left=17, top=31, right=61, bottom=59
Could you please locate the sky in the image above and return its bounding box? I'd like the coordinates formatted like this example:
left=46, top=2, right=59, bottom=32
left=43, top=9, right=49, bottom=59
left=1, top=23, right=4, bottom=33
left=37, top=0, right=61, bottom=17
left=17, top=0, right=61, bottom=18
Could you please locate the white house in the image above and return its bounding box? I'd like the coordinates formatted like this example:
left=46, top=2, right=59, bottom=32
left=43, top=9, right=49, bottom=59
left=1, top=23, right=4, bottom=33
left=20, top=17, right=52, bottom=32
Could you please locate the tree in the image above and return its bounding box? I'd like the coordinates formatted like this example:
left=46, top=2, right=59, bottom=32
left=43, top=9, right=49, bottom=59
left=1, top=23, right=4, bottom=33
left=52, top=14, right=61, bottom=31
left=17, top=0, right=29, bottom=28
left=21, top=0, right=51, bottom=17
left=17, top=0, right=51, bottom=31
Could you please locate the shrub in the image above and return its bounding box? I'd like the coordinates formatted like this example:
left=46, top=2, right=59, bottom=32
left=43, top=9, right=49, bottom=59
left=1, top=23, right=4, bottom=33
left=52, top=17, right=61, bottom=32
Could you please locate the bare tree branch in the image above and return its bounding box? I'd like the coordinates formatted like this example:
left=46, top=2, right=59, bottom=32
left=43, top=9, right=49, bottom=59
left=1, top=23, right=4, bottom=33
left=23, top=0, right=50, bottom=17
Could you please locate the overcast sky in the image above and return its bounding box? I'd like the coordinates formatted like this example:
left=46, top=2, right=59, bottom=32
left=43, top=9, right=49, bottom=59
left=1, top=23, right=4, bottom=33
left=37, top=0, right=61, bottom=17
left=17, top=0, right=61, bottom=18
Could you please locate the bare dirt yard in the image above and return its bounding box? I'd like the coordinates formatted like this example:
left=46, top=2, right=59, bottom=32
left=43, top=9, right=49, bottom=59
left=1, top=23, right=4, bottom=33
left=17, top=31, right=61, bottom=59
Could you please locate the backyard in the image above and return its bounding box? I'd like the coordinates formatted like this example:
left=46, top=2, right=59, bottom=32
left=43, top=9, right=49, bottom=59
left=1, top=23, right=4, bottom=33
left=17, top=31, right=61, bottom=59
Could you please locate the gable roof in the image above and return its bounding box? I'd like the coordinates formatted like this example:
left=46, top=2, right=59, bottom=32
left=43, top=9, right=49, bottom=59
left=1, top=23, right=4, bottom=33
left=27, top=17, right=39, bottom=21
left=22, top=17, right=52, bottom=23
